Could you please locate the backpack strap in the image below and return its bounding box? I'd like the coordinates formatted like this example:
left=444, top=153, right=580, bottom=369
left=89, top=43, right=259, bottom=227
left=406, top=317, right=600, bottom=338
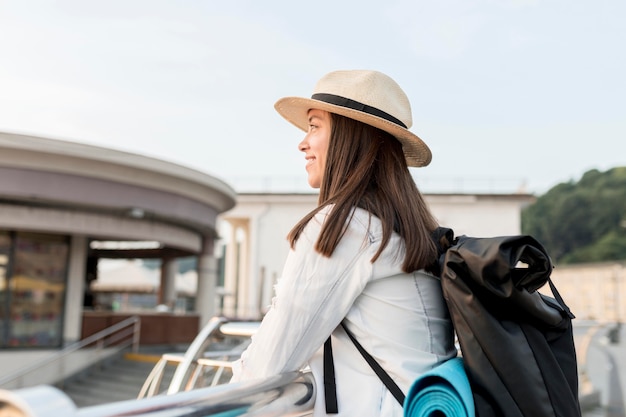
left=341, top=323, right=405, bottom=405
left=323, top=323, right=405, bottom=412
left=323, top=337, right=339, bottom=413
left=548, top=277, right=576, bottom=319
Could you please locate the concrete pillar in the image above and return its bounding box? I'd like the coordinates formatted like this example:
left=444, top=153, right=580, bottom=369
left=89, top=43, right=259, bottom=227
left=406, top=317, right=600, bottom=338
left=63, top=235, right=87, bottom=344
left=223, top=220, right=241, bottom=317
left=160, top=258, right=178, bottom=308
left=237, top=222, right=250, bottom=318
left=246, top=217, right=261, bottom=319
left=196, top=237, right=218, bottom=327
left=222, top=218, right=255, bottom=319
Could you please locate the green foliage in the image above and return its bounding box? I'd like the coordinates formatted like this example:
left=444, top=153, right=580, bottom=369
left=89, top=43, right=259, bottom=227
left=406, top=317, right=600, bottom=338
left=562, top=229, right=626, bottom=263
left=522, top=167, right=626, bottom=264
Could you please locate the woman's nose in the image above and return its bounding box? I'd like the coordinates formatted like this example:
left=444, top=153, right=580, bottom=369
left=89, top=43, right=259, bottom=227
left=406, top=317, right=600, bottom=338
left=298, top=137, right=309, bottom=152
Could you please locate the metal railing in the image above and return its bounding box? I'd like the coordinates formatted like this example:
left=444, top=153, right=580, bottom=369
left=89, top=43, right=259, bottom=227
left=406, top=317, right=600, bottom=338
left=138, top=351, right=239, bottom=398
left=0, top=371, right=315, bottom=417
left=0, top=316, right=141, bottom=390
left=0, top=316, right=315, bottom=416
left=139, top=317, right=256, bottom=398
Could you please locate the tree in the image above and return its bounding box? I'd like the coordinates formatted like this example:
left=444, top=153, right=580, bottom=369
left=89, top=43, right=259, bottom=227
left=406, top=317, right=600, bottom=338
left=522, top=167, right=626, bottom=264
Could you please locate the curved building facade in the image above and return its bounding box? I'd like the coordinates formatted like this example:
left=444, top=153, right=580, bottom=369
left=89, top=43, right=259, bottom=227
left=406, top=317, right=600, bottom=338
left=0, top=132, right=236, bottom=348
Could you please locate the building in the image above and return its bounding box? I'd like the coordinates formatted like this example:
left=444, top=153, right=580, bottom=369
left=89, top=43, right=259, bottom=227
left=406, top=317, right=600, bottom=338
left=219, top=192, right=626, bottom=323
left=218, top=192, right=536, bottom=319
left=0, top=132, right=236, bottom=369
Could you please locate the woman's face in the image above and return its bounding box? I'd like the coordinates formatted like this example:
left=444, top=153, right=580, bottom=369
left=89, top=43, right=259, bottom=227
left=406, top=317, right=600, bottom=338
left=298, top=109, right=331, bottom=189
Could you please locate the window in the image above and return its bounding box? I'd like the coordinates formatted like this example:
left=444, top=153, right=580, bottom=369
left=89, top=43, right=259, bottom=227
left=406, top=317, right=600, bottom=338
left=0, top=232, right=69, bottom=348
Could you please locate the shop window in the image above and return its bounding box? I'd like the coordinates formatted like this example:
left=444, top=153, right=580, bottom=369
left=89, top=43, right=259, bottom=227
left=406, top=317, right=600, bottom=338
left=0, top=232, right=69, bottom=348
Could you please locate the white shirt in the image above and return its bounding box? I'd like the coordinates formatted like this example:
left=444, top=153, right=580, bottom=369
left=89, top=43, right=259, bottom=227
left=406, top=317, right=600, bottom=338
left=231, top=206, right=457, bottom=416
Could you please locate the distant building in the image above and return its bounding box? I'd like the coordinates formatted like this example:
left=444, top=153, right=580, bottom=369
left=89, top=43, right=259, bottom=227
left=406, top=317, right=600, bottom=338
left=217, top=191, right=626, bottom=323
left=217, top=192, right=536, bottom=319
left=0, top=132, right=236, bottom=360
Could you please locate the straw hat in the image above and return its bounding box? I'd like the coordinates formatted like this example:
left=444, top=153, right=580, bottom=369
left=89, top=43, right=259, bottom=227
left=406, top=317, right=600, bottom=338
left=274, top=70, right=431, bottom=167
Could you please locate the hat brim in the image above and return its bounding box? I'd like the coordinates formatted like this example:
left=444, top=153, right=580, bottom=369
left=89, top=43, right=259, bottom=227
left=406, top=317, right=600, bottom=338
left=275, top=96, right=432, bottom=167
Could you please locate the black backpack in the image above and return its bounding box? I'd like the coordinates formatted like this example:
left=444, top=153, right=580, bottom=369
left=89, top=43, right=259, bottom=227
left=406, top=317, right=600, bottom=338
left=432, top=227, right=581, bottom=417
left=325, top=227, right=581, bottom=417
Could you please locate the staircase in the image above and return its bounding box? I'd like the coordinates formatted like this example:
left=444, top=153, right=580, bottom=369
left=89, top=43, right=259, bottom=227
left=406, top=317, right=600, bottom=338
left=59, top=351, right=176, bottom=408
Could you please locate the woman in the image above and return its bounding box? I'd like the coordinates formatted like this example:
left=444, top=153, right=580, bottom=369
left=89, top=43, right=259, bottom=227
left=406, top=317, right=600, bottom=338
left=231, top=70, right=457, bottom=416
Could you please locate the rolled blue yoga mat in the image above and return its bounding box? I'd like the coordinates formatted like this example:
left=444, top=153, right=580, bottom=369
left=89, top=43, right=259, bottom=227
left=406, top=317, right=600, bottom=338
left=404, top=357, right=475, bottom=417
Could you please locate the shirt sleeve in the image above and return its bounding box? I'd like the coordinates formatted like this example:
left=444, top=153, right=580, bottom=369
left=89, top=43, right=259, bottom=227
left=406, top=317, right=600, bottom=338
left=231, top=207, right=378, bottom=381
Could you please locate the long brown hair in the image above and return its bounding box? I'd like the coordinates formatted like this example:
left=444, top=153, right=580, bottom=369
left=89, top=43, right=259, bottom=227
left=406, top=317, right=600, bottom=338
left=288, top=113, right=438, bottom=273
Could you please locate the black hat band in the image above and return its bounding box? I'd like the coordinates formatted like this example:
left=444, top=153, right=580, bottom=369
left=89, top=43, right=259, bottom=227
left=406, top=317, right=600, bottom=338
left=311, top=93, right=407, bottom=129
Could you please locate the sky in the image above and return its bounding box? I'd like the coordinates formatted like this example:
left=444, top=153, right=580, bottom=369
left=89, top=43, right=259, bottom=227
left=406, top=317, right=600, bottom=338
left=0, top=0, right=624, bottom=195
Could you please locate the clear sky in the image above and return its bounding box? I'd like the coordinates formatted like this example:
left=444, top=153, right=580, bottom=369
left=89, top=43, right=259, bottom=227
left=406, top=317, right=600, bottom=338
left=0, top=0, right=624, bottom=195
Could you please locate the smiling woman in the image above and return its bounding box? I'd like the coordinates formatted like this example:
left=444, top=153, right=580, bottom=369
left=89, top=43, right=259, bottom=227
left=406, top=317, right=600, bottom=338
left=230, top=70, right=457, bottom=417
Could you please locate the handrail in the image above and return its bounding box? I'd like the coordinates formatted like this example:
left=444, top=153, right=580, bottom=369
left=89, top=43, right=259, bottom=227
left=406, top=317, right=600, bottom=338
left=138, top=350, right=245, bottom=399
left=0, top=315, right=141, bottom=389
left=167, top=316, right=228, bottom=394
left=0, top=371, right=315, bottom=417
left=139, top=317, right=258, bottom=399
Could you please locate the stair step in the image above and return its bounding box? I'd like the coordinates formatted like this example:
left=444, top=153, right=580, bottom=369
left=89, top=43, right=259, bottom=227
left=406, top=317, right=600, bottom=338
left=60, top=352, right=177, bottom=408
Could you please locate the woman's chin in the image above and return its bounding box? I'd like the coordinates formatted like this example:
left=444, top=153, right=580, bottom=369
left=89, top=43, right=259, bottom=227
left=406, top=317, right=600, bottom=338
left=307, top=177, right=321, bottom=189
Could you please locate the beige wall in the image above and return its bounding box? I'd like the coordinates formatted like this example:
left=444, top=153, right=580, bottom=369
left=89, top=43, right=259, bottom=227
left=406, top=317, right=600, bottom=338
left=549, top=262, right=626, bottom=322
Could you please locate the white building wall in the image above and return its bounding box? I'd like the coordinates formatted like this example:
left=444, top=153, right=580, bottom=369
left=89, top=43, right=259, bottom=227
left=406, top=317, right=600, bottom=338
left=427, top=195, right=524, bottom=237
left=220, top=196, right=316, bottom=318
left=218, top=192, right=534, bottom=319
